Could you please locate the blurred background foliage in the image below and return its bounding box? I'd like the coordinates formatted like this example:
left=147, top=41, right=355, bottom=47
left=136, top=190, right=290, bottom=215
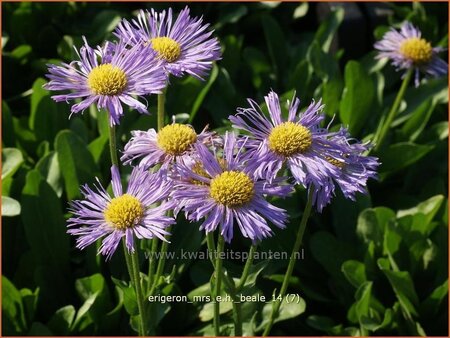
left=2, top=2, right=448, bottom=336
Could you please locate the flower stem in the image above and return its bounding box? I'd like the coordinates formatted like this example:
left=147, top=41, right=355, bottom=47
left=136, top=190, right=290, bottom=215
left=130, top=250, right=148, bottom=336
left=213, top=234, right=225, bottom=336
left=236, top=244, right=257, bottom=292
left=262, top=189, right=314, bottom=336
left=147, top=238, right=159, bottom=292
left=157, top=89, right=166, bottom=131
left=232, top=244, right=257, bottom=336
left=107, top=116, right=119, bottom=166
left=148, top=88, right=169, bottom=297
left=374, top=68, right=413, bottom=152
left=148, top=233, right=170, bottom=296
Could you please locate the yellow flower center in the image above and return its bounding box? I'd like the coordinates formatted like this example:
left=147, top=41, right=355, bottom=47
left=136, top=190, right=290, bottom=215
left=150, top=37, right=182, bottom=63
left=157, top=124, right=197, bottom=156
left=268, top=122, right=312, bottom=156
left=399, top=37, right=433, bottom=64
left=325, top=156, right=345, bottom=169
left=104, top=194, right=144, bottom=230
left=87, top=64, right=128, bottom=96
left=190, top=159, right=228, bottom=185
left=191, top=162, right=210, bottom=185
left=210, top=171, right=254, bottom=207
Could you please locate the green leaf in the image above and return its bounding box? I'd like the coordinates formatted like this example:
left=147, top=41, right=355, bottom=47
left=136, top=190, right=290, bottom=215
left=321, top=78, right=343, bottom=117
left=89, top=10, right=122, bottom=43
left=310, top=231, right=352, bottom=278
left=356, top=207, right=395, bottom=247
left=2, top=196, right=21, bottom=216
left=88, top=135, right=109, bottom=165
left=30, top=78, right=69, bottom=143
left=341, top=260, right=366, bottom=288
left=257, top=296, right=306, bottom=330
left=36, top=151, right=63, bottom=197
left=243, top=46, right=271, bottom=89
left=188, top=64, right=219, bottom=123
left=199, top=297, right=233, bottom=322
left=339, top=61, right=375, bottom=135
left=55, top=130, right=99, bottom=200
left=2, top=276, right=26, bottom=334
left=21, top=169, right=69, bottom=269
left=262, top=14, right=287, bottom=82
left=288, top=59, right=312, bottom=96
left=397, top=195, right=444, bottom=231
left=360, top=309, right=393, bottom=331
left=47, top=305, right=76, bottom=335
left=307, top=41, right=339, bottom=81
left=10, top=44, right=32, bottom=64
left=355, top=282, right=372, bottom=321
left=381, top=269, right=419, bottom=317
left=2, top=101, right=15, bottom=146
left=111, top=278, right=138, bottom=316
left=2, top=148, right=24, bottom=180
left=314, top=6, right=344, bottom=52
left=420, top=280, right=448, bottom=317
left=401, top=99, right=436, bottom=141
left=383, top=221, right=402, bottom=260
left=379, top=142, right=434, bottom=175
left=293, top=3, right=309, bottom=19
left=399, top=77, right=448, bottom=125
left=214, top=5, right=247, bottom=29
left=20, top=288, right=39, bottom=329
left=28, top=322, right=53, bottom=335
left=75, top=273, right=112, bottom=323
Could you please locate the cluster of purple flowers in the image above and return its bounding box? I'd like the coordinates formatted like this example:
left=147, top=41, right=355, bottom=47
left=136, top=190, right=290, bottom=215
left=67, top=88, right=379, bottom=257
left=45, top=6, right=221, bottom=125
left=47, top=8, right=450, bottom=259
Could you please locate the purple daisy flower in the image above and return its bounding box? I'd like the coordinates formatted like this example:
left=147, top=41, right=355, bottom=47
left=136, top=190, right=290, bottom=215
left=374, top=22, right=448, bottom=86
left=121, top=123, right=218, bottom=169
left=309, top=127, right=380, bottom=211
left=172, top=132, right=293, bottom=242
left=67, top=165, right=175, bottom=259
left=44, top=37, right=168, bottom=125
left=114, top=6, right=221, bottom=79
left=229, top=90, right=344, bottom=193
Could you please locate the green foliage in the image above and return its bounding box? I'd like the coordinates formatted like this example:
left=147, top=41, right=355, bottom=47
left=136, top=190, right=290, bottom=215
left=2, top=2, right=447, bottom=336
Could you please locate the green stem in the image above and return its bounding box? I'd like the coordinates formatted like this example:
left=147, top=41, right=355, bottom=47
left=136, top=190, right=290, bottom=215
left=149, top=227, right=171, bottom=296
left=213, top=234, right=225, bottom=336
left=232, top=301, right=243, bottom=336
left=236, top=244, right=257, bottom=293
left=122, top=241, right=135, bottom=290
left=130, top=250, right=148, bottom=336
left=262, top=189, right=314, bottom=336
left=157, top=89, right=166, bottom=131
left=107, top=116, right=119, bottom=166
left=147, top=88, right=169, bottom=297
left=374, top=68, right=413, bottom=152
left=206, top=232, right=217, bottom=267
left=147, top=238, right=159, bottom=293
left=232, top=244, right=257, bottom=337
